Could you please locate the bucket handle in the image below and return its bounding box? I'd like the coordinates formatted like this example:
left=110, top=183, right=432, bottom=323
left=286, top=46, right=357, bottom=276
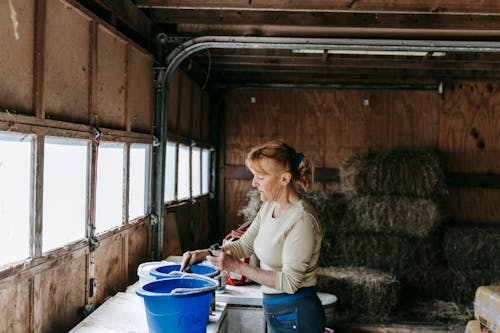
left=164, top=268, right=219, bottom=278
left=170, top=273, right=218, bottom=295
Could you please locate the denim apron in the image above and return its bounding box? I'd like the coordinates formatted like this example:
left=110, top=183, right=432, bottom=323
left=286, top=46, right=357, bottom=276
left=262, top=286, right=325, bottom=333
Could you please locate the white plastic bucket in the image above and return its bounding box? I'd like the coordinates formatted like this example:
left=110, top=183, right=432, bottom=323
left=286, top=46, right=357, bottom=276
left=137, top=261, right=168, bottom=286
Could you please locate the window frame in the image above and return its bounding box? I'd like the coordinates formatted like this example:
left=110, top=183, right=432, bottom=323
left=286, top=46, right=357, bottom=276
left=0, top=122, right=153, bottom=272
left=128, top=142, right=151, bottom=222
left=163, top=137, right=213, bottom=206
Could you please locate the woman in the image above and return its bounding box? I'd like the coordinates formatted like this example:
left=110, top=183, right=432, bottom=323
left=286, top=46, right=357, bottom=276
left=180, top=140, right=325, bottom=332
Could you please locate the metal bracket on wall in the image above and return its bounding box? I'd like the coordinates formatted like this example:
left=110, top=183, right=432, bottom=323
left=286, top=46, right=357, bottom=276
left=150, top=213, right=159, bottom=225
left=156, top=33, right=191, bottom=45
left=438, top=81, right=445, bottom=99
left=152, top=136, right=160, bottom=147
left=89, top=235, right=100, bottom=252
left=92, top=125, right=102, bottom=141
left=89, top=278, right=99, bottom=298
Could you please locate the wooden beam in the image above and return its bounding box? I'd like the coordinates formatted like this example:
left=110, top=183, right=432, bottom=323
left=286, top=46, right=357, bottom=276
left=150, top=9, right=500, bottom=32
left=33, top=0, right=46, bottom=119
left=224, top=165, right=339, bottom=182
left=224, top=165, right=500, bottom=189
left=0, top=112, right=152, bottom=143
left=137, top=0, right=500, bottom=14
left=177, top=24, right=500, bottom=39
left=447, top=173, right=500, bottom=189
left=195, top=56, right=500, bottom=73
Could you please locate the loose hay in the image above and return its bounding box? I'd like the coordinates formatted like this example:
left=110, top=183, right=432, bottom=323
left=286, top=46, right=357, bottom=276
left=340, top=151, right=447, bottom=199
left=238, top=189, right=262, bottom=224
left=396, top=299, right=473, bottom=330
left=316, top=266, right=400, bottom=322
left=344, top=194, right=442, bottom=237
left=443, top=224, right=500, bottom=270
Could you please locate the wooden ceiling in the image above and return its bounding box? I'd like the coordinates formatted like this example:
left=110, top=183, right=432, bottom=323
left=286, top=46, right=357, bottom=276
left=83, top=0, right=500, bottom=88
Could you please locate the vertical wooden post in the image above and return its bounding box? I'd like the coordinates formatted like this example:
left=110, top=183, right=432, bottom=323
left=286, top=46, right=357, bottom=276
left=30, top=135, right=44, bottom=259
left=33, top=0, right=46, bottom=119
left=32, top=2, right=46, bottom=331
left=86, top=19, right=99, bottom=307
left=88, top=21, right=98, bottom=126
left=125, top=43, right=131, bottom=132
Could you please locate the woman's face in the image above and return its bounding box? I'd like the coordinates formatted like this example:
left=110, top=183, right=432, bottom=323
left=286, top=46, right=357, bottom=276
left=250, top=158, right=285, bottom=202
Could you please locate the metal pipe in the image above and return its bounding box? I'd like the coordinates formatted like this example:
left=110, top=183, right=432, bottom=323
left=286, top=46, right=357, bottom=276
left=164, top=36, right=500, bottom=84
left=151, top=67, right=166, bottom=260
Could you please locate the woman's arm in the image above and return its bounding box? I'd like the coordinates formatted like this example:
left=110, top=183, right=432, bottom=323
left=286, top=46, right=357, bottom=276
left=208, top=250, right=276, bottom=289
left=180, top=249, right=209, bottom=272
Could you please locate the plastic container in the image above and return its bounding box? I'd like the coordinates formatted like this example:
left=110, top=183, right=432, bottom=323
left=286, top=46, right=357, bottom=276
left=136, top=276, right=218, bottom=333
left=137, top=261, right=168, bottom=286
left=149, top=264, right=218, bottom=280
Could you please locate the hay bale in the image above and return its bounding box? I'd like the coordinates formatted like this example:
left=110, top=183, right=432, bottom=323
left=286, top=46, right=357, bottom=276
left=300, top=191, right=346, bottom=267
left=340, top=151, right=447, bottom=199
left=301, top=191, right=346, bottom=236
left=443, top=224, right=500, bottom=270
left=400, top=266, right=500, bottom=304
left=316, top=266, right=400, bottom=322
left=321, top=231, right=443, bottom=275
left=344, top=194, right=442, bottom=237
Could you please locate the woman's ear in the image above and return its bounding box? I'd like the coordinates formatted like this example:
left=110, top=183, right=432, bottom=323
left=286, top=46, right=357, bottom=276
left=281, top=172, right=292, bottom=185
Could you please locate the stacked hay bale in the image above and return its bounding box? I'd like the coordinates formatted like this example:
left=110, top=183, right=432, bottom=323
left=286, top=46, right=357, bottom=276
left=340, top=151, right=447, bottom=199
left=236, top=151, right=500, bottom=324
left=314, top=151, right=448, bottom=322
left=437, top=224, right=500, bottom=302
left=443, top=224, right=500, bottom=271
left=300, top=191, right=346, bottom=267
left=316, top=267, right=400, bottom=323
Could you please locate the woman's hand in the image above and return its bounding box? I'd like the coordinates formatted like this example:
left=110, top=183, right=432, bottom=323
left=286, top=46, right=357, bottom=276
left=180, top=249, right=208, bottom=272
left=207, top=250, right=242, bottom=273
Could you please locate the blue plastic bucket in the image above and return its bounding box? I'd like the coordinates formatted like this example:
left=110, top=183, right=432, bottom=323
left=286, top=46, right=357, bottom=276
left=150, top=264, right=218, bottom=280
left=136, top=276, right=218, bottom=333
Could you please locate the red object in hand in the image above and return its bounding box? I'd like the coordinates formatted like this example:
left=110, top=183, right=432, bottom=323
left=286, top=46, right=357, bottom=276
left=223, top=223, right=259, bottom=286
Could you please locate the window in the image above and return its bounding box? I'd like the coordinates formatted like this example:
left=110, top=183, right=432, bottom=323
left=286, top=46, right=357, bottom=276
left=129, top=144, right=149, bottom=220
left=164, top=140, right=212, bottom=202
left=0, top=132, right=32, bottom=266
left=42, top=137, right=88, bottom=252
left=95, top=142, right=125, bottom=233
left=191, top=147, right=201, bottom=197
left=164, top=142, right=176, bottom=202
left=177, top=144, right=190, bottom=200
left=202, top=149, right=211, bottom=195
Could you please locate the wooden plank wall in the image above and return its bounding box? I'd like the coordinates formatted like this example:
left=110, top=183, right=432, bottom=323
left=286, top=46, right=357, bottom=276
left=223, top=83, right=500, bottom=232
left=167, top=69, right=211, bottom=141
left=0, top=0, right=154, bottom=332
left=0, top=0, right=34, bottom=115
left=440, top=82, right=500, bottom=223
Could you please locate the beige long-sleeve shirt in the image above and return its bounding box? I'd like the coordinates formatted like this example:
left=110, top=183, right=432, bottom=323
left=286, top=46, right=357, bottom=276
left=226, top=199, right=322, bottom=294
